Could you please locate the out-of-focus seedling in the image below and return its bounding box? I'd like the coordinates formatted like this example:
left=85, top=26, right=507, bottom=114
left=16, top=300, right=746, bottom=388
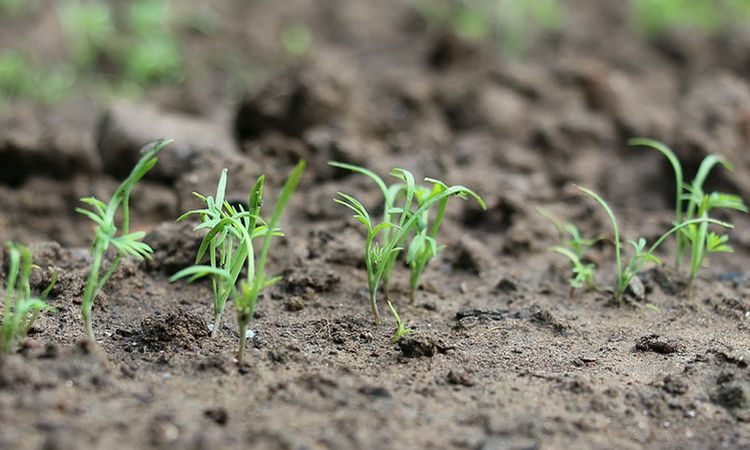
left=1, top=242, right=56, bottom=353
left=538, top=208, right=600, bottom=294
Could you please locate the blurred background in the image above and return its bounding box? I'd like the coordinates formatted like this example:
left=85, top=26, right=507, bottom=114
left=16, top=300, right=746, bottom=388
left=2, top=0, right=750, bottom=109
left=2, top=0, right=750, bottom=247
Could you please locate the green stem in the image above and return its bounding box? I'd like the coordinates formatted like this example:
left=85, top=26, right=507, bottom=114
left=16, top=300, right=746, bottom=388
left=81, top=241, right=106, bottom=340
left=369, top=288, right=381, bottom=325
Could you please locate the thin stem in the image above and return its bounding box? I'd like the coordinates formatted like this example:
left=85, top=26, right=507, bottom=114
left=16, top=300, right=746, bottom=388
left=81, top=241, right=106, bottom=340
left=238, top=318, right=247, bottom=366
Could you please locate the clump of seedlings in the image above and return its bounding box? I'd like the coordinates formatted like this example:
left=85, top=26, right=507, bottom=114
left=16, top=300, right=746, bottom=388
left=171, top=161, right=305, bottom=365
left=330, top=162, right=485, bottom=325
left=77, top=139, right=171, bottom=339
left=577, top=186, right=732, bottom=304
left=1, top=242, right=57, bottom=353
left=630, top=138, right=747, bottom=297
left=538, top=208, right=600, bottom=294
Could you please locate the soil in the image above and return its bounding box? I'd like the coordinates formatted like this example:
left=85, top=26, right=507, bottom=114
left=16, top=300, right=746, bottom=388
left=1, top=1, right=750, bottom=449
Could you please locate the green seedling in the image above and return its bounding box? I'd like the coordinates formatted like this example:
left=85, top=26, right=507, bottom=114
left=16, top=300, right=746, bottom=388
left=577, top=186, right=732, bottom=304
left=281, top=23, right=313, bottom=57
left=549, top=246, right=595, bottom=293
left=405, top=182, right=450, bottom=304
left=538, top=208, right=600, bottom=294
left=387, top=300, right=412, bottom=343
left=1, top=242, right=57, bottom=353
left=121, top=0, right=182, bottom=84
left=681, top=190, right=747, bottom=299
left=331, top=162, right=485, bottom=324
left=630, top=139, right=747, bottom=290
left=328, top=162, right=408, bottom=300
left=411, top=0, right=563, bottom=55
left=77, top=139, right=171, bottom=339
left=631, top=0, right=750, bottom=35
left=171, top=161, right=305, bottom=365
left=59, top=0, right=116, bottom=69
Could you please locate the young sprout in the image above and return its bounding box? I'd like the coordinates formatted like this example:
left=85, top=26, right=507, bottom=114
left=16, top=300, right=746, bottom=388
left=1, top=242, right=57, bottom=353
left=328, top=162, right=407, bottom=299
left=331, top=163, right=485, bottom=324
left=170, top=168, right=242, bottom=337
left=77, top=139, right=171, bottom=339
left=681, top=190, right=747, bottom=299
left=549, top=246, right=595, bottom=294
left=630, top=138, right=747, bottom=284
left=577, top=186, right=732, bottom=304
left=387, top=300, right=412, bottom=343
left=538, top=208, right=600, bottom=294
left=171, top=161, right=305, bottom=365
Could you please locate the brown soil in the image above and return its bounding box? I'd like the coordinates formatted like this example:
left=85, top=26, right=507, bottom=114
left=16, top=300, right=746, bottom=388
left=2, top=1, right=750, bottom=449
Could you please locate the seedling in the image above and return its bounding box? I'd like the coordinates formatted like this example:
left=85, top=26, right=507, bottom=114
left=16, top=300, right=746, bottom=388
left=171, top=161, right=305, bottom=365
left=328, top=162, right=408, bottom=299
left=406, top=182, right=449, bottom=304
left=281, top=23, right=313, bottom=57
left=631, top=0, right=750, bottom=35
left=681, top=190, right=747, bottom=298
left=577, top=186, right=732, bottom=304
left=387, top=301, right=412, bottom=343
left=411, top=0, right=563, bottom=55
left=630, top=138, right=747, bottom=292
left=331, top=162, right=485, bottom=324
left=77, top=139, right=171, bottom=339
left=59, top=0, right=116, bottom=69
left=1, top=242, right=56, bottom=353
left=538, top=208, right=600, bottom=293
left=549, top=246, right=595, bottom=294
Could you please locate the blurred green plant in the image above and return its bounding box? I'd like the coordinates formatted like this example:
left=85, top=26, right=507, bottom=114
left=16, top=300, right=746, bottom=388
left=412, top=0, right=564, bottom=56
left=0, top=52, right=76, bottom=106
left=59, top=0, right=116, bottom=69
left=0, top=0, right=41, bottom=16
left=1, top=242, right=57, bottom=354
left=281, top=23, right=314, bottom=57
left=0, top=0, right=185, bottom=105
left=631, top=0, right=750, bottom=35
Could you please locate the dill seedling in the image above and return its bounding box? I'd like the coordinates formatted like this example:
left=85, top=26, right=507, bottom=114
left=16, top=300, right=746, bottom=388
left=387, top=300, right=412, bottom=343
left=331, top=163, right=485, bottom=324
left=538, top=208, right=600, bottom=293
left=680, top=190, right=747, bottom=299
left=577, top=186, right=732, bottom=304
left=77, top=139, right=171, bottom=339
left=171, top=161, right=305, bottom=364
left=630, top=138, right=747, bottom=296
left=1, top=242, right=56, bottom=353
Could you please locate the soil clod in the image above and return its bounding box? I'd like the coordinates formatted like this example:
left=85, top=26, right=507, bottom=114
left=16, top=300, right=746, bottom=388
left=635, top=334, right=684, bottom=355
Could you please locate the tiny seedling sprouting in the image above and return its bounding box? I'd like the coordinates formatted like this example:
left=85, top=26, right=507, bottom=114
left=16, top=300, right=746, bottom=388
left=630, top=138, right=747, bottom=296
left=577, top=186, right=732, bottom=304
left=538, top=208, right=600, bottom=294
left=680, top=190, right=747, bottom=299
left=171, top=161, right=305, bottom=365
left=331, top=162, right=485, bottom=324
left=1, top=242, right=57, bottom=353
left=549, top=246, right=596, bottom=294
left=328, top=162, right=408, bottom=300
left=387, top=300, right=412, bottom=343
left=77, top=139, right=171, bottom=339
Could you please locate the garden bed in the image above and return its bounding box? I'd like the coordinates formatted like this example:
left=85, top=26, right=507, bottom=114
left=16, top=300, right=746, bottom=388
left=1, top=0, right=749, bottom=448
